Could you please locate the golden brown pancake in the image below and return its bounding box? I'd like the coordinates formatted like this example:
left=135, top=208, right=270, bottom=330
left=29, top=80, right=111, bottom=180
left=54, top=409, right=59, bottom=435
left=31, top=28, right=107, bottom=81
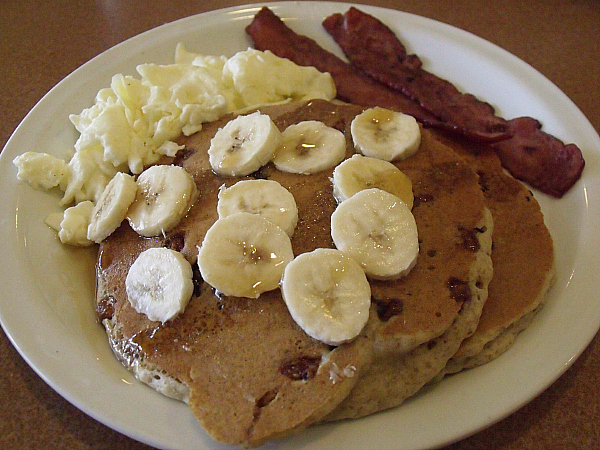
left=95, top=100, right=492, bottom=446
left=432, top=132, right=555, bottom=375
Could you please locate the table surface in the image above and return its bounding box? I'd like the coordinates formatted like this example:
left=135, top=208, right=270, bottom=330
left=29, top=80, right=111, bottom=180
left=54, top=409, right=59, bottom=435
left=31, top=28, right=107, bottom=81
left=1, top=1, right=599, bottom=449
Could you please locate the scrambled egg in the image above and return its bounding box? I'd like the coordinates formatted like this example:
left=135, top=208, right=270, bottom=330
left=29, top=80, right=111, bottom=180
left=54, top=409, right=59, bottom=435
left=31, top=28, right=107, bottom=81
left=13, top=44, right=336, bottom=245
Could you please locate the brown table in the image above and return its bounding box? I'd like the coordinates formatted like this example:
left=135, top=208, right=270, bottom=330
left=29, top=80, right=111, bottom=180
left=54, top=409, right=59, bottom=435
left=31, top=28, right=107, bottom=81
left=1, top=1, right=599, bottom=448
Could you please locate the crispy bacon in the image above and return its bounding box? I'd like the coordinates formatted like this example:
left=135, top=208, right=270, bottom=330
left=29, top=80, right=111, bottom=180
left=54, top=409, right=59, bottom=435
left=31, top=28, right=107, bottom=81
left=322, top=8, right=510, bottom=143
left=245, top=7, right=447, bottom=129
left=322, top=7, right=585, bottom=197
left=246, top=7, right=585, bottom=197
left=491, top=117, right=585, bottom=197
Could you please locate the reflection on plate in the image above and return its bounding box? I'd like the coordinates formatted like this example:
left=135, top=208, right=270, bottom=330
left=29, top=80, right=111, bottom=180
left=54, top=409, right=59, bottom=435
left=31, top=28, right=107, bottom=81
left=1, top=2, right=599, bottom=449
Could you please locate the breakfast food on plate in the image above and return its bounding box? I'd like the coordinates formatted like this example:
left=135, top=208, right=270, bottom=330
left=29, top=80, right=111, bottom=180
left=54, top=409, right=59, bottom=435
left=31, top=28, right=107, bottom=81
left=246, top=2, right=563, bottom=363
left=87, top=172, right=138, bottom=243
left=246, top=6, right=585, bottom=198
left=216, top=179, right=299, bottom=237
left=431, top=131, right=555, bottom=374
left=321, top=7, right=584, bottom=198
left=322, top=8, right=510, bottom=144
left=10, top=5, right=570, bottom=448
left=274, top=119, right=346, bottom=174
left=95, top=99, right=494, bottom=446
left=281, top=247, right=371, bottom=346
left=312, top=6, right=556, bottom=372
left=331, top=154, right=415, bottom=207
left=125, top=247, right=194, bottom=323
left=13, top=46, right=337, bottom=246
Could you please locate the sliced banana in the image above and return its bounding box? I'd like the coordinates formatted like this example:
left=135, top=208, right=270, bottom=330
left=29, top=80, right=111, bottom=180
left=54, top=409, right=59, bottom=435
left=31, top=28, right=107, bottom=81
left=87, top=172, right=138, bottom=243
left=208, top=111, right=281, bottom=176
left=351, top=107, right=421, bottom=161
left=331, top=188, right=419, bottom=280
left=125, top=247, right=194, bottom=323
left=197, top=212, right=294, bottom=299
left=217, top=179, right=298, bottom=237
left=127, top=164, right=197, bottom=237
left=273, top=120, right=346, bottom=174
left=281, top=248, right=371, bottom=346
left=331, top=154, right=414, bottom=208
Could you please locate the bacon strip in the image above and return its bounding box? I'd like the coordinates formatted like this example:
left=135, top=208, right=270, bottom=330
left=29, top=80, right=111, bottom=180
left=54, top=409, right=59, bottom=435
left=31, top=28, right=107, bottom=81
left=246, top=7, right=584, bottom=197
left=322, top=8, right=510, bottom=143
left=322, top=8, right=584, bottom=197
left=245, top=7, right=447, bottom=129
left=490, top=117, right=585, bottom=197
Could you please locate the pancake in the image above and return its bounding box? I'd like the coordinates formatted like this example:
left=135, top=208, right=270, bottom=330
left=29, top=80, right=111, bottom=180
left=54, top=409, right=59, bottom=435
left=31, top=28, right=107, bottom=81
left=432, top=132, right=555, bottom=375
left=323, top=205, right=492, bottom=419
left=95, top=99, right=492, bottom=447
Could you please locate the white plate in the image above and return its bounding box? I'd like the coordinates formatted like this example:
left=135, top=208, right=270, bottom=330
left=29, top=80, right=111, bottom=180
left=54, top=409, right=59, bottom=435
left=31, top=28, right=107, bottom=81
left=1, top=2, right=599, bottom=449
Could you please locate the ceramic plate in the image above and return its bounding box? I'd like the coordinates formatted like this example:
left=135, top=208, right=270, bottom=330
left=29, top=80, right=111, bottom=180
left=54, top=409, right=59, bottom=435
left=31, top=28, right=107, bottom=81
left=1, top=2, right=599, bottom=449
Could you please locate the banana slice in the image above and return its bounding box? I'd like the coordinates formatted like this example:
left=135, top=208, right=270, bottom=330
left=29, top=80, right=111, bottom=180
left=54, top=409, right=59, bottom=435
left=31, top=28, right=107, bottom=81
left=125, top=247, right=194, bottom=323
left=351, top=107, right=420, bottom=161
left=280, top=248, right=371, bottom=346
left=217, top=179, right=298, bottom=237
left=331, top=154, right=414, bottom=208
left=197, top=212, right=294, bottom=299
left=208, top=111, right=281, bottom=176
left=127, top=164, right=197, bottom=237
left=331, top=188, right=419, bottom=280
left=273, top=120, right=346, bottom=174
left=87, top=172, right=138, bottom=243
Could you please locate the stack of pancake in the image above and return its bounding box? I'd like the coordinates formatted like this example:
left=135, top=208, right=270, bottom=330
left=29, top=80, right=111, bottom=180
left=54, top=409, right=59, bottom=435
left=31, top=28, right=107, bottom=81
left=95, top=100, right=554, bottom=447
